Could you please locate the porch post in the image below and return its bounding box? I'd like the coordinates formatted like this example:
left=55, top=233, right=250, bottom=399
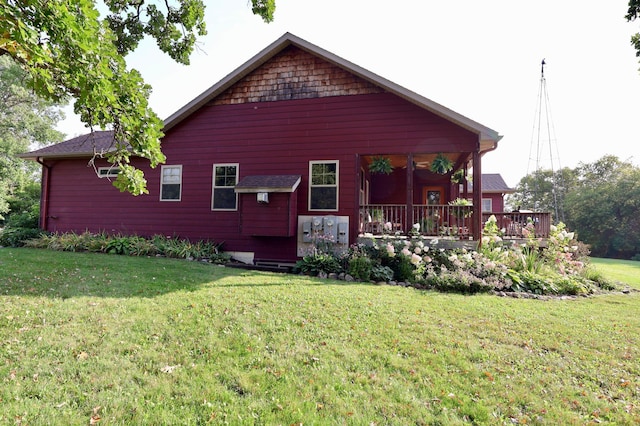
left=406, top=153, right=414, bottom=229
left=472, top=150, right=482, bottom=241
left=462, top=161, right=469, bottom=199
left=355, top=154, right=361, bottom=240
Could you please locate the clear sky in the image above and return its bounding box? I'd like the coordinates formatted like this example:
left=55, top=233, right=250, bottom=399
left=58, top=0, right=640, bottom=187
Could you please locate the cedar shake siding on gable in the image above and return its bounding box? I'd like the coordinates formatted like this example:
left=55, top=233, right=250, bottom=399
left=212, top=46, right=384, bottom=105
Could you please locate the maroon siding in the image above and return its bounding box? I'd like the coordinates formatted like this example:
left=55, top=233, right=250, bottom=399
left=43, top=93, right=477, bottom=261
left=485, top=193, right=505, bottom=212
left=239, top=192, right=297, bottom=237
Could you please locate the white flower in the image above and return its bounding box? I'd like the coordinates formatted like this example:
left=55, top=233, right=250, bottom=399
left=416, top=241, right=424, bottom=248
left=386, top=243, right=395, bottom=257
left=404, top=240, right=411, bottom=247
left=410, top=253, right=422, bottom=265
left=414, top=246, right=422, bottom=254
left=448, top=253, right=458, bottom=262
left=384, top=222, right=392, bottom=231
left=423, top=255, right=432, bottom=263
left=401, top=247, right=411, bottom=256
left=412, top=223, right=420, bottom=231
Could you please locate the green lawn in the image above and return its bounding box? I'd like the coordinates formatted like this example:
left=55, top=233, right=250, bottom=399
left=1, top=248, right=638, bottom=425
left=591, top=257, right=640, bottom=289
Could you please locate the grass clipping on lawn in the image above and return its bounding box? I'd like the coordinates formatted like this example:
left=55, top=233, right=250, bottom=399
left=0, top=248, right=639, bottom=425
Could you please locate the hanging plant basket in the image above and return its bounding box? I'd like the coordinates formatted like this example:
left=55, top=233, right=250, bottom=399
left=369, top=156, right=394, bottom=175
left=451, top=169, right=472, bottom=184
left=430, top=153, right=453, bottom=174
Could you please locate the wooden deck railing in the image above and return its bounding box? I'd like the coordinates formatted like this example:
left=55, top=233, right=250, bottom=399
left=359, top=205, right=551, bottom=239
left=481, top=212, right=551, bottom=239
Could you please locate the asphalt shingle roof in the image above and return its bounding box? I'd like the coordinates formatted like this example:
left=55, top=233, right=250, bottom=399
left=235, top=175, right=302, bottom=193
left=18, top=131, right=115, bottom=160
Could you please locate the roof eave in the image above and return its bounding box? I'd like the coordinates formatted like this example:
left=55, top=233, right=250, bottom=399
left=17, top=152, right=98, bottom=161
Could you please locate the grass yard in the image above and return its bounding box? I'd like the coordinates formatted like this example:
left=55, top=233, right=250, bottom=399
left=0, top=248, right=638, bottom=425
left=591, top=257, right=640, bottom=289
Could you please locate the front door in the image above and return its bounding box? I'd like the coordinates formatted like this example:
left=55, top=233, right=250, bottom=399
left=422, top=186, right=444, bottom=205
left=421, top=186, right=445, bottom=234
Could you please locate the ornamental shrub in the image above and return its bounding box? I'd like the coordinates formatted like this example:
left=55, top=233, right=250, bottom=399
left=294, top=253, right=341, bottom=276
left=0, top=227, right=44, bottom=247
left=348, top=255, right=372, bottom=281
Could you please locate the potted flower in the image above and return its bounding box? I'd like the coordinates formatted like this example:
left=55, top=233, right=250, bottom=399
left=369, top=156, right=394, bottom=175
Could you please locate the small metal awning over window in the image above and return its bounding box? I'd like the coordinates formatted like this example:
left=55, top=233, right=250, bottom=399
left=234, top=175, right=301, bottom=193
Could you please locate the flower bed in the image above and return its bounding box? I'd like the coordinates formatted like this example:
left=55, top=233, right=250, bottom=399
left=295, top=216, right=614, bottom=295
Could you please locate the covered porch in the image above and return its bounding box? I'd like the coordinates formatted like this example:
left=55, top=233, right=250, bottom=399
left=356, top=152, right=551, bottom=240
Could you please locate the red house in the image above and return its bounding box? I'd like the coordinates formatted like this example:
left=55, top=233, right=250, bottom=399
left=468, top=173, right=515, bottom=213
left=21, top=33, right=513, bottom=264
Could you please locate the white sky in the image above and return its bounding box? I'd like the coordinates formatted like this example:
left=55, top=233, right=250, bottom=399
left=58, top=0, right=640, bottom=187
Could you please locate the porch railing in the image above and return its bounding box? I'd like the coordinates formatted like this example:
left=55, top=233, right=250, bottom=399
left=481, top=212, right=551, bottom=239
left=359, top=205, right=551, bottom=239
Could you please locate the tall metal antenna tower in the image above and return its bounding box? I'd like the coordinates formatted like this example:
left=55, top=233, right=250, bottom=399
left=527, top=59, right=564, bottom=221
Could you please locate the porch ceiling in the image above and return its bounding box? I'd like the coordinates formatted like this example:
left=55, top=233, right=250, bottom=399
left=365, top=153, right=471, bottom=170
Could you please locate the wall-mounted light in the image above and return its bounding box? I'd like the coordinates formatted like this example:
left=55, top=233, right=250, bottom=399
left=257, top=192, right=269, bottom=203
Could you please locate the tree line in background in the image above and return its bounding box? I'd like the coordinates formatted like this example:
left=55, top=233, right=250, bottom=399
left=0, top=56, right=64, bottom=226
left=508, top=155, right=640, bottom=260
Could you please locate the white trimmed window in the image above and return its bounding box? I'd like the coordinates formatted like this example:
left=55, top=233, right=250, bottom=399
left=160, top=165, right=182, bottom=201
left=98, top=167, right=120, bottom=178
left=212, top=164, right=238, bottom=210
left=309, top=160, right=338, bottom=211
left=482, top=198, right=492, bottom=213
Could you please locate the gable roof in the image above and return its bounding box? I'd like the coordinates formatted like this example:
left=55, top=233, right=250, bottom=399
left=463, top=173, right=515, bottom=194
left=18, top=131, right=115, bottom=160
left=164, top=33, right=501, bottom=148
